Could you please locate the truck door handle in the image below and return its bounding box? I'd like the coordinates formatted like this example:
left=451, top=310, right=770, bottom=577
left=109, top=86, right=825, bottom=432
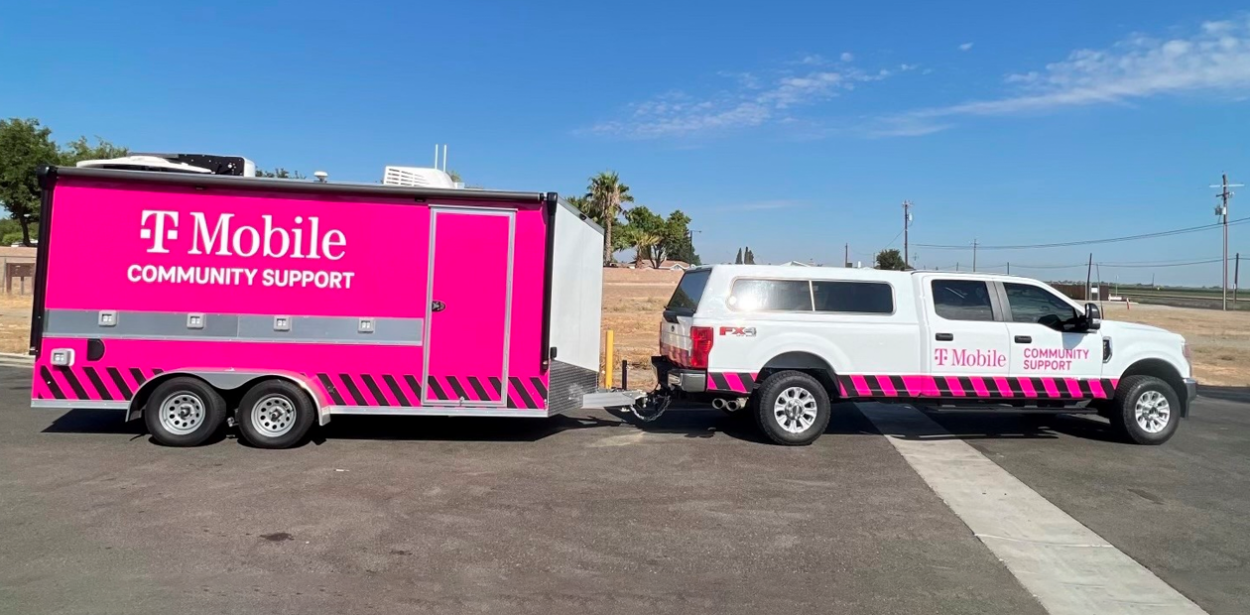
left=431, top=300, right=446, bottom=312
left=935, top=333, right=954, bottom=341
left=1015, top=335, right=1032, bottom=344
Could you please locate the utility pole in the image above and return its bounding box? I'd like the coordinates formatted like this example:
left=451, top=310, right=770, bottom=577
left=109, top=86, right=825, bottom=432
left=1006, top=262, right=1010, bottom=275
left=903, top=201, right=913, bottom=266
left=1096, top=263, right=1103, bottom=309
left=1236, top=252, right=1241, bottom=302
left=956, top=262, right=960, bottom=271
left=1212, top=174, right=1243, bottom=311
left=1086, top=253, right=1094, bottom=301
left=845, top=243, right=849, bottom=268
left=972, top=238, right=978, bottom=272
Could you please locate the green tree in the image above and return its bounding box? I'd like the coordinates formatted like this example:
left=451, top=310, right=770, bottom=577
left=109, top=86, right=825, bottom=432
left=58, top=136, right=128, bottom=165
left=659, top=210, right=700, bottom=266
left=875, top=249, right=908, bottom=270
left=586, top=171, right=633, bottom=265
left=735, top=248, right=743, bottom=264
left=744, top=247, right=756, bottom=265
left=622, top=205, right=667, bottom=266
left=0, top=118, right=59, bottom=246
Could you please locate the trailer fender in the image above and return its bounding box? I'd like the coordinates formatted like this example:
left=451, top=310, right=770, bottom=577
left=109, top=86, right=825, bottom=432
left=129, top=370, right=329, bottom=426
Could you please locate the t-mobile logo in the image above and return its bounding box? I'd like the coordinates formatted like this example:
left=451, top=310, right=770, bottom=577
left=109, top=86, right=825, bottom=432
left=140, top=211, right=180, bottom=253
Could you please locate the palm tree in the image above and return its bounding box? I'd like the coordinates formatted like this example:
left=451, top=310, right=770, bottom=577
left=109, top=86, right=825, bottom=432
left=586, top=171, right=633, bottom=266
left=565, top=195, right=596, bottom=219
left=632, top=231, right=660, bottom=267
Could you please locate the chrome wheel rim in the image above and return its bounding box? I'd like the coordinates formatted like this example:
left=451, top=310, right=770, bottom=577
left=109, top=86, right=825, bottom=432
left=252, top=394, right=297, bottom=438
left=159, top=393, right=206, bottom=435
left=773, top=386, right=818, bottom=434
left=1134, top=390, right=1171, bottom=434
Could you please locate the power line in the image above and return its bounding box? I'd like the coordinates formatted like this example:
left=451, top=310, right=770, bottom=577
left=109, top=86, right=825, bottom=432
left=914, top=217, right=1250, bottom=251
left=930, top=256, right=1229, bottom=271
left=1099, top=258, right=1223, bottom=269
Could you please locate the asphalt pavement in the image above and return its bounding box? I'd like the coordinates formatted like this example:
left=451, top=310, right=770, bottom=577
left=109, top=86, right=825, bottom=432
left=0, top=364, right=1245, bottom=614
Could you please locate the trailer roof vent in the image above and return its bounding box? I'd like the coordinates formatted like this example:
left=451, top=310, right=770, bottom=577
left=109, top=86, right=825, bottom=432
left=383, top=166, right=460, bottom=189
left=76, top=153, right=256, bottom=177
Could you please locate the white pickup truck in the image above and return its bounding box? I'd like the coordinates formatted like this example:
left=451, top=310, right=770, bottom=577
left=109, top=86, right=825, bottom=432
left=651, top=265, right=1196, bottom=446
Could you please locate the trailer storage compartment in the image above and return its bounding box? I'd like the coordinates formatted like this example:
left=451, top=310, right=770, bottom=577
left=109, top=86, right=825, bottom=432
left=29, top=165, right=604, bottom=447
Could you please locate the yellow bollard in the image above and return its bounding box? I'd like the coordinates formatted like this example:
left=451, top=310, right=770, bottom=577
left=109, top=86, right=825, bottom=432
left=605, top=329, right=615, bottom=389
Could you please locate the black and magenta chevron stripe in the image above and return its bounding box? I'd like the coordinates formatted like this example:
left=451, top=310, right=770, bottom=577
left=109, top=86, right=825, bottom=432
left=702, top=371, right=1121, bottom=401
left=835, top=374, right=1119, bottom=400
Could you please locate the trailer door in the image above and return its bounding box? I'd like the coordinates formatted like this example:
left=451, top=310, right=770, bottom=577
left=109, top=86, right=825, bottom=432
left=424, top=208, right=515, bottom=406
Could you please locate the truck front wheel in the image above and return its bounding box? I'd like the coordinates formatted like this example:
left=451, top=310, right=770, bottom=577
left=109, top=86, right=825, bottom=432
left=1109, top=375, right=1180, bottom=445
left=754, top=371, right=832, bottom=446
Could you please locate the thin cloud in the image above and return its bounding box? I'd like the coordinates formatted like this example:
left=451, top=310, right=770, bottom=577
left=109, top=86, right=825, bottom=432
left=879, top=16, right=1250, bottom=136
left=959, top=42, right=974, bottom=51
left=840, top=51, right=854, bottom=62
left=584, top=56, right=915, bottom=139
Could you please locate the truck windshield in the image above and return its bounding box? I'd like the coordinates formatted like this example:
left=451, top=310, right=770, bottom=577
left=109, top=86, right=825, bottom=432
left=667, top=270, right=711, bottom=313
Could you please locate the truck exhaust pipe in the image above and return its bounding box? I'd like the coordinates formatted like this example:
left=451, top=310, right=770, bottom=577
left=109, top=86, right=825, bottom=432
left=712, top=398, right=727, bottom=410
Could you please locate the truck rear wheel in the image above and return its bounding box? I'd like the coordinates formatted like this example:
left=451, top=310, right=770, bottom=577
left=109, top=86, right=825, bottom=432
left=145, top=377, right=227, bottom=447
left=236, top=380, right=316, bottom=449
left=1108, top=375, right=1180, bottom=445
left=754, top=371, right=831, bottom=446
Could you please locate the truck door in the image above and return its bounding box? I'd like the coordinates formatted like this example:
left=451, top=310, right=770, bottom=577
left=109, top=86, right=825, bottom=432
left=423, top=208, right=514, bottom=406
left=924, top=278, right=1011, bottom=390
left=998, top=281, right=1102, bottom=382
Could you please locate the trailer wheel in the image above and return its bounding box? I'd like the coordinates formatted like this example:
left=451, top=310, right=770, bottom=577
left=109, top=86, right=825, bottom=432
left=1108, top=375, right=1180, bottom=445
left=145, top=377, right=227, bottom=447
left=236, top=380, right=316, bottom=449
left=754, top=371, right=832, bottom=446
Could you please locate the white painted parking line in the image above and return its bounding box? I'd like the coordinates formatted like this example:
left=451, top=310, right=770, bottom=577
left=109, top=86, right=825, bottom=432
left=860, top=404, right=1207, bottom=615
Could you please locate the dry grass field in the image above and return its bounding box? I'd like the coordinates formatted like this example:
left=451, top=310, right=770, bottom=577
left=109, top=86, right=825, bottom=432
left=0, top=294, right=32, bottom=355
left=3, top=269, right=1247, bottom=389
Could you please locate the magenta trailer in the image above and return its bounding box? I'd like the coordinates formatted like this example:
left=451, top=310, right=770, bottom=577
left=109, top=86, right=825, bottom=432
left=29, top=164, right=605, bottom=448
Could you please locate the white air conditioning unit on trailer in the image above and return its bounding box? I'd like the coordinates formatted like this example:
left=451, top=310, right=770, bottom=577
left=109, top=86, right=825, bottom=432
left=383, top=166, right=461, bottom=189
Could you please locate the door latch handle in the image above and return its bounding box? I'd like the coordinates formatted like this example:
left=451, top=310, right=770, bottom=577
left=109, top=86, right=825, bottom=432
left=431, top=300, right=446, bottom=312
left=935, top=333, right=954, bottom=341
left=1015, top=335, right=1032, bottom=344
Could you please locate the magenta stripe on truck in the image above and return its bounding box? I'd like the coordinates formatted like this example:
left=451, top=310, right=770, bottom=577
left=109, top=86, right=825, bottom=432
left=705, top=372, right=758, bottom=393
left=831, top=374, right=1119, bottom=401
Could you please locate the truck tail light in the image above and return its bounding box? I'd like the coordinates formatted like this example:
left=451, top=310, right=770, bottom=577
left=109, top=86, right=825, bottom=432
left=690, top=326, right=714, bottom=369
left=1182, top=341, right=1192, bottom=361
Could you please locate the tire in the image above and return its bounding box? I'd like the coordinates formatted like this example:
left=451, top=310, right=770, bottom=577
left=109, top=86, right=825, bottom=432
left=236, top=379, right=316, bottom=449
left=144, top=377, right=227, bottom=447
left=1108, top=375, right=1181, bottom=445
left=754, top=371, right=832, bottom=446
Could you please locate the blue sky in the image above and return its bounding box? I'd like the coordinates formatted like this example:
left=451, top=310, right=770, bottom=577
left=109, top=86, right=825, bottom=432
left=3, top=0, right=1249, bottom=284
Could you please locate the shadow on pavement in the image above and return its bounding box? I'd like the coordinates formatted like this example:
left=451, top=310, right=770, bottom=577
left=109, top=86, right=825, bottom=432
left=917, top=409, right=1120, bottom=443
left=37, top=401, right=1128, bottom=446
left=1196, top=385, right=1250, bottom=404
left=312, top=413, right=625, bottom=445
left=42, top=408, right=146, bottom=436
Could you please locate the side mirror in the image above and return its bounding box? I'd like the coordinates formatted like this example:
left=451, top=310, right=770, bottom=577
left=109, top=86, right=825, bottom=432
left=1084, top=302, right=1102, bottom=331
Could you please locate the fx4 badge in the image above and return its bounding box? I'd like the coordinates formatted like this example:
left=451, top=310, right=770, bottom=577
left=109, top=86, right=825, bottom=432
left=719, top=326, right=757, bottom=337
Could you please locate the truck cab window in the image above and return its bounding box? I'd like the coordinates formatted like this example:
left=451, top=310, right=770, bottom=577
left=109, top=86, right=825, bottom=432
left=931, top=279, right=995, bottom=321
left=1003, top=283, right=1080, bottom=331
left=812, top=281, right=894, bottom=314
left=729, top=279, right=813, bottom=312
